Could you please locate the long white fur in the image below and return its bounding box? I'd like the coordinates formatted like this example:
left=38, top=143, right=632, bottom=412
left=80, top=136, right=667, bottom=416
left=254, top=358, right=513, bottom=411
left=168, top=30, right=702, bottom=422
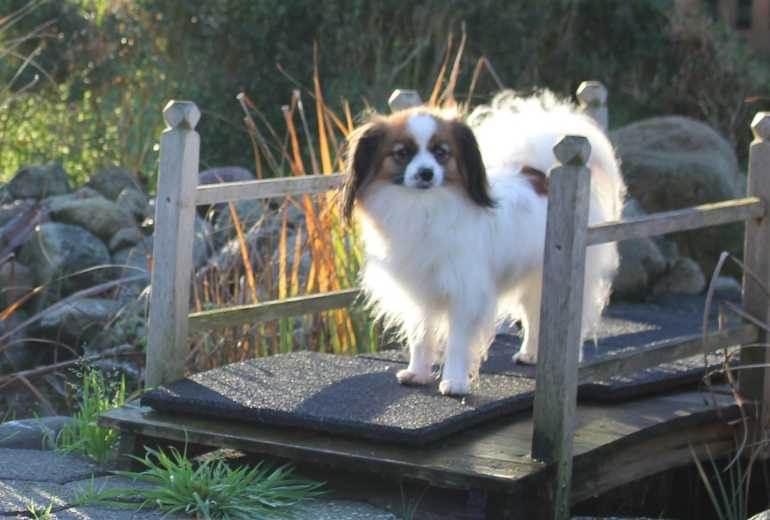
left=356, top=91, right=626, bottom=396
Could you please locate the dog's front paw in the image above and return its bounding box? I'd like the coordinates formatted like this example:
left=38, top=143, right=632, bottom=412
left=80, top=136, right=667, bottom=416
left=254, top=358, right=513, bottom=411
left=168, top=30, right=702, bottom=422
left=439, top=378, right=470, bottom=396
left=396, top=369, right=433, bottom=386
left=513, top=350, right=537, bottom=365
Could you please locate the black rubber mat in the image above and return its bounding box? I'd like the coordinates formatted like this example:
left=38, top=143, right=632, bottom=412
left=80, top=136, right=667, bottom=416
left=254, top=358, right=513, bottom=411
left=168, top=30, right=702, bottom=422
left=141, top=351, right=535, bottom=444
left=363, top=298, right=737, bottom=402
left=142, top=294, right=738, bottom=443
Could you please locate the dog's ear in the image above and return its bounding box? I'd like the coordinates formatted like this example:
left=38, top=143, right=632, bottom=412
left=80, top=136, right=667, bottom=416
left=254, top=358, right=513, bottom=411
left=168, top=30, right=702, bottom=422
left=452, top=121, right=495, bottom=208
left=341, top=120, right=385, bottom=222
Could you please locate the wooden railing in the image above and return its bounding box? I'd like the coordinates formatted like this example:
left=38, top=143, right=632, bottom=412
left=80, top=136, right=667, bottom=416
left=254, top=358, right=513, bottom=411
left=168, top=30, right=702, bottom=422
left=145, top=82, right=770, bottom=520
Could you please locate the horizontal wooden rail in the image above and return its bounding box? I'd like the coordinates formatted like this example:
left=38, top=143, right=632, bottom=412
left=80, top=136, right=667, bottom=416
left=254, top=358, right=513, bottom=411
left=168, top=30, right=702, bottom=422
left=587, top=197, right=764, bottom=246
left=578, top=324, right=757, bottom=383
left=195, top=174, right=344, bottom=206
left=188, top=288, right=361, bottom=334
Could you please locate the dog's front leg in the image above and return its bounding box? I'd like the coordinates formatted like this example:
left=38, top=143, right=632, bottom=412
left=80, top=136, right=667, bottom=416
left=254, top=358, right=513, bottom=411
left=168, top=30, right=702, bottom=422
left=397, top=323, right=436, bottom=386
left=440, top=300, right=492, bottom=396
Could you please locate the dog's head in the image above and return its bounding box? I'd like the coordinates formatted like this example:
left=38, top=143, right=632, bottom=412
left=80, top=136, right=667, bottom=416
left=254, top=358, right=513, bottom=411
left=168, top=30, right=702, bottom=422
left=341, top=108, right=494, bottom=222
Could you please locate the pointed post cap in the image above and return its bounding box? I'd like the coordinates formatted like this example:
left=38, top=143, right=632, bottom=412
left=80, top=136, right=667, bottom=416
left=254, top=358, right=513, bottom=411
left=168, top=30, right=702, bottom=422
left=388, top=89, right=423, bottom=112
left=752, top=112, right=770, bottom=141
left=576, top=81, right=607, bottom=106
left=553, top=135, right=591, bottom=166
left=163, top=100, right=201, bottom=130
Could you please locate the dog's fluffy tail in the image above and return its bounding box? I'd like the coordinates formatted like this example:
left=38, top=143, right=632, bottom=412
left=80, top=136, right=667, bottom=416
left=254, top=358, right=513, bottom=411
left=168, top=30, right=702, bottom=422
left=467, top=89, right=625, bottom=223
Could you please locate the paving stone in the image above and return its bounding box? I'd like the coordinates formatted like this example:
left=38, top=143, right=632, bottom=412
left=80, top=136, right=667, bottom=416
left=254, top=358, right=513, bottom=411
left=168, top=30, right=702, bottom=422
left=0, top=448, right=103, bottom=484
left=296, top=498, right=397, bottom=519
left=0, top=480, right=71, bottom=515
left=0, top=416, right=71, bottom=450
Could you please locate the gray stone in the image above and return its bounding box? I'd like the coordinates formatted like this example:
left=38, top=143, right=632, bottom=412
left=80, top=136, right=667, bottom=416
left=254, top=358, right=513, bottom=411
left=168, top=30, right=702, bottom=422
left=109, top=227, right=145, bottom=252
left=35, top=298, right=121, bottom=344
left=295, top=499, right=397, bottom=519
left=116, top=187, right=151, bottom=224
left=198, top=166, right=254, bottom=186
left=613, top=199, right=667, bottom=300
left=52, top=506, right=186, bottom=519
left=0, top=448, right=102, bottom=484
left=0, top=261, right=34, bottom=309
left=19, top=223, right=111, bottom=298
left=112, top=237, right=152, bottom=301
left=213, top=199, right=267, bottom=247
left=193, top=216, right=214, bottom=269
left=0, top=199, right=35, bottom=227
left=86, top=166, right=141, bottom=200
left=611, top=116, right=742, bottom=276
left=652, top=257, right=706, bottom=296
left=0, top=311, right=37, bottom=373
left=0, top=416, right=72, bottom=450
left=0, top=480, right=71, bottom=515
left=7, top=163, right=71, bottom=199
left=49, top=195, right=136, bottom=242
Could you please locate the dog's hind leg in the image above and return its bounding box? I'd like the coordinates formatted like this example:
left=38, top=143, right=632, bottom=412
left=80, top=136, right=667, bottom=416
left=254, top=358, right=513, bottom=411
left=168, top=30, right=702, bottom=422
left=513, top=269, right=543, bottom=365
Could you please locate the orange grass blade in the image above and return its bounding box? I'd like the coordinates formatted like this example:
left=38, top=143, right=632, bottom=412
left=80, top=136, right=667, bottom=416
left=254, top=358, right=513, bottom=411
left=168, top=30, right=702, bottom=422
left=0, top=285, right=43, bottom=321
left=290, top=225, right=303, bottom=297
left=228, top=202, right=259, bottom=304
left=278, top=205, right=289, bottom=300
left=429, top=32, right=452, bottom=107
left=442, top=23, right=466, bottom=108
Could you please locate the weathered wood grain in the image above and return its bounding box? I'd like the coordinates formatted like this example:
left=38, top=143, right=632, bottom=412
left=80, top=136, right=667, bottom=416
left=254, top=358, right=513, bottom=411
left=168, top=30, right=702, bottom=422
left=531, top=135, right=591, bottom=520
left=101, top=387, right=739, bottom=516
left=146, top=101, right=200, bottom=387
left=578, top=324, right=757, bottom=383
left=188, top=288, right=361, bottom=334
left=740, top=112, right=770, bottom=429
left=587, top=197, right=764, bottom=246
left=195, top=174, right=343, bottom=205
left=576, top=81, right=608, bottom=130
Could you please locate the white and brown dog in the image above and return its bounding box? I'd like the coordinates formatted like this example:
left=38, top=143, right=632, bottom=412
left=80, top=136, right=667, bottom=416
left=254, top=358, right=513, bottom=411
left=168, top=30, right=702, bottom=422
left=342, top=91, right=625, bottom=396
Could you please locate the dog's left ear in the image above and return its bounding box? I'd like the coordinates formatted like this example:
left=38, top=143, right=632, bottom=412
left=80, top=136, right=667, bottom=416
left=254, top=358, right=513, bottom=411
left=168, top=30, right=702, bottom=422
left=452, top=121, right=495, bottom=208
left=341, top=119, right=385, bottom=223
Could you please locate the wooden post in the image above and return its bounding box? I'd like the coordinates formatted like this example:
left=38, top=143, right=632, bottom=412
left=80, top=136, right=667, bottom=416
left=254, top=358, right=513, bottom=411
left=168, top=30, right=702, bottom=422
left=741, top=112, right=770, bottom=429
left=576, top=81, right=608, bottom=130
left=388, top=89, right=422, bottom=112
left=531, top=135, right=592, bottom=520
left=145, top=101, right=200, bottom=388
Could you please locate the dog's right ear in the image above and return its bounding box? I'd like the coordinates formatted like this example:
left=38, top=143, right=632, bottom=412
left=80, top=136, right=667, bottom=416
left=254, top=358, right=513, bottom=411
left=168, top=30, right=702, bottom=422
left=341, top=120, right=385, bottom=223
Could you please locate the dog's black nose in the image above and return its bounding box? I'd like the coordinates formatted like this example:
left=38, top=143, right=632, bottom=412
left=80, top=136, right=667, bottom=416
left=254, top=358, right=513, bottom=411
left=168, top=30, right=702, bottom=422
left=418, top=168, right=433, bottom=182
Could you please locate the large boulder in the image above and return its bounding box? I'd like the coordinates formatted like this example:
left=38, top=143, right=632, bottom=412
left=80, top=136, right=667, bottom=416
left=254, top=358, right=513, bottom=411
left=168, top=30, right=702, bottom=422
left=48, top=193, right=136, bottom=242
left=611, top=116, right=742, bottom=277
left=612, top=199, right=667, bottom=300
left=7, top=163, right=71, bottom=199
left=34, top=297, right=121, bottom=345
left=19, top=223, right=111, bottom=299
left=115, top=187, right=151, bottom=224
left=0, top=261, right=34, bottom=309
left=86, top=165, right=142, bottom=200
left=0, top=199, right=35, bottom=228
left=0, top=311, right=37, bottom=373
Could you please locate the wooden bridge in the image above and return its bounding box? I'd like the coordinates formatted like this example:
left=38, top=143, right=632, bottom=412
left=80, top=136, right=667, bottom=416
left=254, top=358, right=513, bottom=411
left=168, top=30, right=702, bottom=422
left=101, top=82, right=770, bottom=519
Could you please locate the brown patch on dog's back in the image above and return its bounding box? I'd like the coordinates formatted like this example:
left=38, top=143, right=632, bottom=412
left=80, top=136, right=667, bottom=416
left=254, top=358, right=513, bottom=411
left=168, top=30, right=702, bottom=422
left=521, top=165, right=548, bottom=196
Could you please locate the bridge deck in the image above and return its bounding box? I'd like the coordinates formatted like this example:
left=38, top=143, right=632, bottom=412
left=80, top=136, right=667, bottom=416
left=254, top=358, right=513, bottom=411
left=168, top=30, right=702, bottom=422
left=101, top=386, right=740, bottom=514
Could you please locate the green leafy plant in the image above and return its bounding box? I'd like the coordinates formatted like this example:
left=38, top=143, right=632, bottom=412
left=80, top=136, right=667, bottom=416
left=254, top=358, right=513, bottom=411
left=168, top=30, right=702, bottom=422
left=53, top=367, right=126, bottom=464
left=691, top=445, right=747, bottom=520
left=25, top=502, right=53, bottom=520
left=93, top=445, right=325, bottom=519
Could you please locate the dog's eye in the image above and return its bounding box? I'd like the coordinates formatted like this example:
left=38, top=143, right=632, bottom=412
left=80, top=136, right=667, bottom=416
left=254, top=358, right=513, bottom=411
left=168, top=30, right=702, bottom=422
left=431, top=143, right=451, bottom=164
left=392, top=144, right=413, bottom=164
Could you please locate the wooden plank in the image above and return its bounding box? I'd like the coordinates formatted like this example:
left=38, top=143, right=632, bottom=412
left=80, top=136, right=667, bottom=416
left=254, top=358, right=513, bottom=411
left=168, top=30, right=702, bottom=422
left=195, top=174, right=344, bottom=205
left=145, top=101, right=200, bottom=387
left=100, top=387, right=738, bottom=505
left=531, top=136, right=592, bottom=520
left=100, top=401, right=541, bottom=493
left=188, top=288, right=361, bottom=334
left=578, top=324, right=757, bottom=383
left=587, top=197, right=764, bottom=246
left=576, top=81, right=608, bottom=130
left=740, top=112, right=770, bottom=429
